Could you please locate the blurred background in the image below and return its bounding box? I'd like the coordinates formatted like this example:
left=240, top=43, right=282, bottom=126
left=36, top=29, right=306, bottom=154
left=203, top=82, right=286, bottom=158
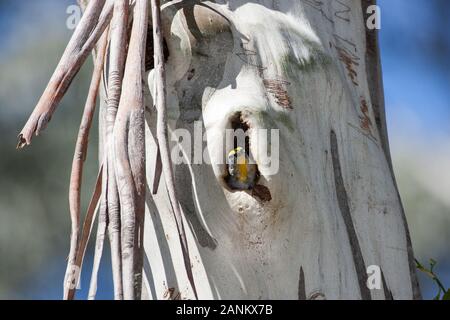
left=0, top=0, right=448, bottom=299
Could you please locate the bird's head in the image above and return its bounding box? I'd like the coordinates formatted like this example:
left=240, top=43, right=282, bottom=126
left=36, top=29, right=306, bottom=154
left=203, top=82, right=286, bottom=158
left=228, top=147, right=247, bottom=165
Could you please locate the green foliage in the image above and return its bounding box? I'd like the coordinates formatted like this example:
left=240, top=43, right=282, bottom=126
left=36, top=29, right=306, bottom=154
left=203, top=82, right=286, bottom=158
left=415, top=258, right=450, bottom=300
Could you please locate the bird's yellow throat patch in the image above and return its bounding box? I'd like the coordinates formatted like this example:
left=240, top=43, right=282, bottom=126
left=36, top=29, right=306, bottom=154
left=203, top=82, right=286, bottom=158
left=237, top=155, right=248, bottom=182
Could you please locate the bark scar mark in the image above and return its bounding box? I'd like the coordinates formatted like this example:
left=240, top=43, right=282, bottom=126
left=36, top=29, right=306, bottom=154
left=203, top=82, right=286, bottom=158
left=298, top=266, right=307, bottom=300
left=381, top=269, right=394, bottom=300
left=252, top=184, right=272, bottom=202
left=308, top=291, right=326, bottom=300
left=330, top=130, right=371, bottom=300
left=263, top=79, right=293, bottom=109
left=163, top=287, right=181, bottom=300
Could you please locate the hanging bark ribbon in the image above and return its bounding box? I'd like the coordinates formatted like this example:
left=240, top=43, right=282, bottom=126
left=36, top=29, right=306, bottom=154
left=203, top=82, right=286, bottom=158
left=19, top=0, right=196, bottom=300
left=113, top=0, right=148, bottom=300
left=64, top=28, right=109, bottom=300
left=17, top=0, right=113, bottom=148
left=151, top=0, right=198, bottom=299
left=105, top=0, right=129, bottom=300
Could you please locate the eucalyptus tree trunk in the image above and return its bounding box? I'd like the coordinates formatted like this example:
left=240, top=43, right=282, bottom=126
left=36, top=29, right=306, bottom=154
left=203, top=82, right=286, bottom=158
left=95, top=0, right=420, bottom=300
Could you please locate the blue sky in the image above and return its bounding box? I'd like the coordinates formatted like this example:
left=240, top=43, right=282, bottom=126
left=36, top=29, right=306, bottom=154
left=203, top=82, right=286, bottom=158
left=379, top=0, right=450, bottom=138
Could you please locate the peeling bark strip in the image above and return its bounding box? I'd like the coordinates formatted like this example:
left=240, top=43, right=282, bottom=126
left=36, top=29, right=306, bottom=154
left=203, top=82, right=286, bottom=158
left=113, top=0, right=148, bottom=300
left=330, top=130, right=371, bottom=300
left=64, top=165, right=103, bottom=300
left=89, top=164, right=109, bottom=300
left=17, top=0, right=113, bottom=148
left=298, top=267, right=307, bottom=300
left=64, top=30, right=109, bottom=301
left=152, top=0, right=198, bottom=299
left=105, top=0, right=129, bottom=300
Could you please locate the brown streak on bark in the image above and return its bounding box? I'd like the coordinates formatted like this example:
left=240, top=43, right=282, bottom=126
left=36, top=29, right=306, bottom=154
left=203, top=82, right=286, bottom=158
left=298, top=266, right=306, bottom=300
left=64, top=30, right=109, bottom=300
left=263, top=79, right=293, bottom=110
left=359, top=98, right=373, bottom=133
left=336, top=46, right=359, bottom=86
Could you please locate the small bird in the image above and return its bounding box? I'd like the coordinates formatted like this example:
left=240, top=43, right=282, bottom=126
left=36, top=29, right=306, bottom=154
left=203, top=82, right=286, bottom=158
left=226, top=147, right=258, bottom=190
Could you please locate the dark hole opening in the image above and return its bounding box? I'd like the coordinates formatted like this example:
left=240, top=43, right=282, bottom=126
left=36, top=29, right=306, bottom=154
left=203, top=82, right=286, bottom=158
left=230, top=112, right=250, bottom=157
left=224, top=112, right=267, bottom=198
